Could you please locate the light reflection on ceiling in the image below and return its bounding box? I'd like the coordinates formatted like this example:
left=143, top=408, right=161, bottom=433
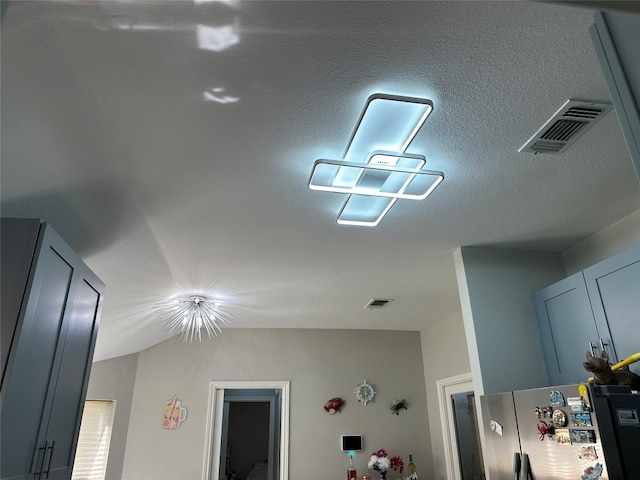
left=196, top=23, right=240, bottom=52
left=204, top=87, right=239, bottom=104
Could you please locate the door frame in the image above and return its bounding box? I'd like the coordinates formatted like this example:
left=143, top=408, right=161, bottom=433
left=437, top=372, right=473, bottom=480
left=202, top=380, right=290, bottom=480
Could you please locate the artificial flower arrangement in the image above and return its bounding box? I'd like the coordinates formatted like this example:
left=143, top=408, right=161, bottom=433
left=368, top=449, right=404, bottom=480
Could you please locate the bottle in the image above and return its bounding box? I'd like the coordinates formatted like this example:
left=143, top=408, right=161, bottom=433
left=406, top=454, right=417, bottom=478
left=347, top=455, right=357, bottom=480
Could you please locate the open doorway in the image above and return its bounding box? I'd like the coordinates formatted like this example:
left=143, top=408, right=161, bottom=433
left=220, top=389, right=280, bottom=480
left=451, top=391, right=484, bottom=479
left=203, top=381, right=290, bottom=480
left=437, top=373, right=485, bottom=480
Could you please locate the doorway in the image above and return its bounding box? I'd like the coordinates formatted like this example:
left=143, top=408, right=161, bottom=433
left=437, top=373, right=485, bottom=480
left=220, top=390, right=279, bottom=480
left=203, top=381, right=290, bottom=480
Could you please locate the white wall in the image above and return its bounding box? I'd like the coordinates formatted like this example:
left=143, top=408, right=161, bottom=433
left=86, top=353, right=139, bottom=480
left=120, top=328, right=431, bottom=480
left=562, top=207, right=640, bottom=274
left=420, top=310, right=471, bottom=479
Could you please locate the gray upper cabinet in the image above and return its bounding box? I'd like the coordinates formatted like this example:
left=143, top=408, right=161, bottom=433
left=583, top=244, right=640, bottom=364
left=591, top=11, right=640, bottom=182
left=533, top=272, right=600, bottom=386
left=1, top=218, right=105, bottom=480
left=533, top=244, right=640, bottom=386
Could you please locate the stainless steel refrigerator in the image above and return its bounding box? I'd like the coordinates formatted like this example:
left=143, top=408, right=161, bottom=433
left=480, top=384, right=640, bottom=479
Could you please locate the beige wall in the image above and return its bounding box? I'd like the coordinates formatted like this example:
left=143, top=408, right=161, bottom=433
left=420, top=310, right=471, bottom=479
left=86, top=352, right=139, bottom=480
left=120, top=328, right=431, bottom=480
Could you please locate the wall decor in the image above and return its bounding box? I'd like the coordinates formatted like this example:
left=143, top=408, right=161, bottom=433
left=355, top=381, right=376, bottom=406
left=323, top=397, right=345, bottom=414
left=390, top=398, right=408, bottom=415
left=162, top=395, right=188, bottom=430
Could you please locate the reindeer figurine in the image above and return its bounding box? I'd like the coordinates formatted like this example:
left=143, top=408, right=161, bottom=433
left=583, top=350, right=640, bottom=390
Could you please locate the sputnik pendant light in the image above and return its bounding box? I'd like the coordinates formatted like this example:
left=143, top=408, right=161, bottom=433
left=308, top=93, right=444, bottom=226
left=154, top=295, right=233, bottom=342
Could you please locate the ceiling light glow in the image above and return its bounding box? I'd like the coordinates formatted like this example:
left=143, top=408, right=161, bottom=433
left=309, top=158, right=443, bottom=200
left=308, top=94, right=443, bottom=226
left=154, top=295, right=233, bottom=342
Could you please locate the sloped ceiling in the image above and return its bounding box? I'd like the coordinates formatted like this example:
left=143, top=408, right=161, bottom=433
left=2, top=0, right=639, bottom=361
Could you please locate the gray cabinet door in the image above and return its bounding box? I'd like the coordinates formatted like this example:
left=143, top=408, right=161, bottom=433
left=0, top=218, right=40, bottom=381
left=591, top=12, right=640, bottom=181
left=533, top=273, right=600, bottom=386
left=45, top=270, right=104, bottom=480
left=0, top=220, right=105, bottom=480
left=1, top=224, right=75, bottom=480
left=583, top=244, right=640, bottom=366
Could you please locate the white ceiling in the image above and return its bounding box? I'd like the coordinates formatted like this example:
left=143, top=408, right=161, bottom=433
left=2, top=1, right=639, bottom=362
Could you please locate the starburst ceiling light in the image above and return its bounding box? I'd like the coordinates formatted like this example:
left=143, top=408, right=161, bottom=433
left=154, top=295, right=233, bottom=342
left=308, top=93, right=444, bottom=226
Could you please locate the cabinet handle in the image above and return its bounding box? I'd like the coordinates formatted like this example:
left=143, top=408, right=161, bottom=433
left=34, top=441, right=48, bottom=478
left=43, top=441, right=55, bottom=479
left=589, top=341, right=598, bottom=356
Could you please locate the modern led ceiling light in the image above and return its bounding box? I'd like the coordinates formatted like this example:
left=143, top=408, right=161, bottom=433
left=154, top=295, right=233, bottom=342
left=309, top=157, right=443, bottom=199
left=308, top=93, right=443, bottom=226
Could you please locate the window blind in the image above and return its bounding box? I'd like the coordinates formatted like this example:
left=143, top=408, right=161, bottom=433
left=72, top=400, right=115, bottom=480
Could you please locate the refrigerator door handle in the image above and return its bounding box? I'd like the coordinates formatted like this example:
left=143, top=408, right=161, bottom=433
left=589, top=340, right=598, bottom=356
left=519, top=453, right=530, bottom=480
left=513, top=452, right=521, bottom=480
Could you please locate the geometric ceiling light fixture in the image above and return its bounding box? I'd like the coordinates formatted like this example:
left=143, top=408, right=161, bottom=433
left=308, top=93, right=444, bottom=226
left=309, top=157, right=444, bottom=200
left=153, top=295, right=233, bottom=342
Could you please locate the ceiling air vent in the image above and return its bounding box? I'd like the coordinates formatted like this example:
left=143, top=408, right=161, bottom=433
left=364, top=298, right=393, bottom=309
left=518, top=99, right=612, bottom=154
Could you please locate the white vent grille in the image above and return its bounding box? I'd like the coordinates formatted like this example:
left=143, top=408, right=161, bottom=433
left=364, top=298, right=393, bottom=309
left=519, top=99, right=612, bottom=154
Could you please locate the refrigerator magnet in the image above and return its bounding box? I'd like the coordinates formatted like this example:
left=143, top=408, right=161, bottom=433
left=578, top=446, right=598, bottom=460
left=549, top=390, right=565, bottom=407
left=581, top=462, right=603, bottom=480
left=552, top=409, right=567, bottom=427
left=555, top=428, right=571, bottom=445
left=569, top=429, right=596, bottom=444
left=579, top=384, right=592, bottom=411
left=570, top=412, right=592, bottom=426
left=535, top=406, right=552, bottom=418
left=567, top=396, right=584, bottom=412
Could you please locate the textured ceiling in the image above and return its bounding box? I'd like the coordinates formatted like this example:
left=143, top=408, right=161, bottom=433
left=2, top=1, right=639, bottom=362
